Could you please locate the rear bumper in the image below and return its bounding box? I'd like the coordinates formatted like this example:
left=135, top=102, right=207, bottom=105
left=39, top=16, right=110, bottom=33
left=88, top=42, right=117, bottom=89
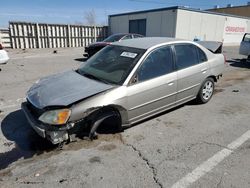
left=21, top=102, right=69, bottom=144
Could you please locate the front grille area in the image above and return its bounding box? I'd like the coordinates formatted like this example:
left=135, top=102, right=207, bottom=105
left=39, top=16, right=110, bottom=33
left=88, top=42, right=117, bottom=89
left=26, top=100, right=45, bottom=118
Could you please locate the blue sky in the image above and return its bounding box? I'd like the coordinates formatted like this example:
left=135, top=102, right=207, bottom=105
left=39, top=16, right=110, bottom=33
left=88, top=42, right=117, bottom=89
left=0, top=0, right=248, bottom=27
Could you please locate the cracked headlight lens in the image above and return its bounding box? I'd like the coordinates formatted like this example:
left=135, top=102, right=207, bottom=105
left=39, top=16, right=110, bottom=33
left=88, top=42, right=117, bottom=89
left=39, top=109, right=71, bottom=125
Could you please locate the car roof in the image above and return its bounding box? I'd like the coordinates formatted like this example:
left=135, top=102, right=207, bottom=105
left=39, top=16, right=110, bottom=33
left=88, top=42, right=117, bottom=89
left=112, top=33, right=142, bottom=35
left=111, top=33, right=128, bottom=36
left=112, top=37, right=184, bottom=50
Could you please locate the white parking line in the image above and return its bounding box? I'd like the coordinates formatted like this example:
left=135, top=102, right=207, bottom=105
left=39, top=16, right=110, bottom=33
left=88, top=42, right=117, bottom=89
left=171, top=130, right=250, bottom=188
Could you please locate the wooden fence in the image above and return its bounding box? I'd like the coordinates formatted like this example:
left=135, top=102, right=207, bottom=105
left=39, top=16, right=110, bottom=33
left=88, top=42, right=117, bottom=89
left=0, top=28, right=11, bottom=48
left=9, top=22, right=108, bottom=49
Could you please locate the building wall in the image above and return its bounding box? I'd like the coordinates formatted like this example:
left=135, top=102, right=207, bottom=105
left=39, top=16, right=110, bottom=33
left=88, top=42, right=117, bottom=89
left=208, top=6, right=250, bottom=18
left=175, top=9, right=226, bottom=42
left=109, top=8, right=250, bottom=46
left=248, top=19, right=250, bottom=32
left=109, top=9, right=177, bottom=37
left=223, top=17, right=249, bottom=44
left=109, top=15, right=130, bottom=34
left=175, top=9, right=249, bottom=45
left=160, top=10, right=177, bottom=37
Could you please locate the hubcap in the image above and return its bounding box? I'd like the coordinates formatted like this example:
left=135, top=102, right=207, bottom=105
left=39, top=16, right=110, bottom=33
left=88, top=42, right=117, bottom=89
left=202, top=81, right=213, bottom=100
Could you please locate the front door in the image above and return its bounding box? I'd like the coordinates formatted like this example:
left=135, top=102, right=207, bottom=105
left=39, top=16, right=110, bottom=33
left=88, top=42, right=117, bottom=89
left=126, top=45, right=177, bottom=124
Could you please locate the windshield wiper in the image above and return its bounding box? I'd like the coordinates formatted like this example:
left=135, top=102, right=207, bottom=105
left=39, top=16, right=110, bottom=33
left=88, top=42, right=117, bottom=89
left=76, top=69, right=117, bottom=85
left=82, top=72, right=110, bottom=84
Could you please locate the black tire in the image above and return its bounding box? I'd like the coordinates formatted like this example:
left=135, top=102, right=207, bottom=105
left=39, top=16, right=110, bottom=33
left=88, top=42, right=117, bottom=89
left=196, top=77, right=214, bottom=104
left=89, top=109, right=122, bottom=139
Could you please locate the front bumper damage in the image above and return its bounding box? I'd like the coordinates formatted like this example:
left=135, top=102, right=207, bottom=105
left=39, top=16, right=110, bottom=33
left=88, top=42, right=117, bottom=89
left=21, top=102, right=77, bottom=144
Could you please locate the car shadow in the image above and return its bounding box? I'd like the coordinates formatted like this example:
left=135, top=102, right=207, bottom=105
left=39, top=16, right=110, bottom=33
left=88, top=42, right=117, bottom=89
left=0, top=97, right=223, bottom=169
left=0, top=110, right=56, bottom=170
left=124, top=100, right=200, bottom=130
left=227, top=59, right=250, bottom=69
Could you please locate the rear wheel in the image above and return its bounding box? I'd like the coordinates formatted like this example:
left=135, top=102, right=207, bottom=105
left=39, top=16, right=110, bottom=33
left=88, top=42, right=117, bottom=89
left=196, top=78, right=214, bottom=104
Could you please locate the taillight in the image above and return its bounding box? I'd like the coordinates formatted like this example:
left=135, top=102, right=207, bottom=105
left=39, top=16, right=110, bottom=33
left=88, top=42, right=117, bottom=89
left=0, top=44, right=3, bottom=50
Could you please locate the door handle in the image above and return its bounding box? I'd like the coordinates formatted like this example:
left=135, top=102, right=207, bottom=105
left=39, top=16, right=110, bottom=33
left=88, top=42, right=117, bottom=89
left=201, top=68, right=207, bottom=73
left=168, top=82, right=174, bottom=86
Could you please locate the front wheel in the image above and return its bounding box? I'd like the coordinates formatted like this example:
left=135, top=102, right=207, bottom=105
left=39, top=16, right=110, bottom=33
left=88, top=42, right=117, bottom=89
left=196, top=78, right=214, bottom=104
left=89, top=109, right=122, bottom=140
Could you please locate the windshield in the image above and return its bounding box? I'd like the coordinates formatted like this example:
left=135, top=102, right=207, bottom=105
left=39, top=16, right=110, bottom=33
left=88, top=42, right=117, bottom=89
left=103, top=34, right=125, bottom=42
left=77, top=45, right=145, bottom=85
left=243, top=33, right=250, bottom=42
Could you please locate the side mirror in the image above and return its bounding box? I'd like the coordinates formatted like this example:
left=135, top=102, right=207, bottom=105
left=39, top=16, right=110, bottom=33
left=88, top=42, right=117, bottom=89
left=130, top=74, right=138, bottom=85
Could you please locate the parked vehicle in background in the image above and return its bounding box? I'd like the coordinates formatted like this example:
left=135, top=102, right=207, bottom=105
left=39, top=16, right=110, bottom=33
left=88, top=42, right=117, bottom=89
left=239, top=33, right=250, bottom=61
left=22, top=37, right=225, bottom=144
left=0, top=43, right=9, bottom=64
left=196, top=41, right=223, bottom=54
left=84, top=33, right=143, bottom=57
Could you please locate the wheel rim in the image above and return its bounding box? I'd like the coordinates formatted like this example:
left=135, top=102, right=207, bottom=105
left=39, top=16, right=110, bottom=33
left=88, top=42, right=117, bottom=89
left=202, top=80, right=214, bottom=100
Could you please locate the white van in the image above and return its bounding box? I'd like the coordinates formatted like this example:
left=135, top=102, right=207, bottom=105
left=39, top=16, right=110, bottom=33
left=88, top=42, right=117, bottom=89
left=0, top=43, right=9, bottom=64
left=239, top=33, right=250, bottom=60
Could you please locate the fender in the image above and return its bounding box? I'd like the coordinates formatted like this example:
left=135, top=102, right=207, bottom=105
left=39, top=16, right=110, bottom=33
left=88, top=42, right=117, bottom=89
left=89, top=110, right=120, bottom=140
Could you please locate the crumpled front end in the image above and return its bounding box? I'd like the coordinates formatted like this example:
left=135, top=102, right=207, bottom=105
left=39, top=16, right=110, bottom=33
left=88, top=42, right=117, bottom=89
left=21, top=101, right=88, bottom=144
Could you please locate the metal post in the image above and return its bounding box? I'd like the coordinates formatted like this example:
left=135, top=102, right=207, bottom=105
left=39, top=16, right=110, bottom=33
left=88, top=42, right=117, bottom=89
left=67, top=25, right=71, bottom=47
left=94, top=25, right=97, bottom=42
left=35, top=23, right=41, bottom=48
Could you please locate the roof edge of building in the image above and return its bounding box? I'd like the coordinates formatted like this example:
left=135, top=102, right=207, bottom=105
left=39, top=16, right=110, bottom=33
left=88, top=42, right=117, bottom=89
left=109, top=6, right=250, bottom=20
left=207, top=4, right=250, bottom=11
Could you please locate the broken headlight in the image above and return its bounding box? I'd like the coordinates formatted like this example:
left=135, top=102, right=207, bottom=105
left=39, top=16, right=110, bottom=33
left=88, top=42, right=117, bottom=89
left=39, top=109, right=71, bottom=125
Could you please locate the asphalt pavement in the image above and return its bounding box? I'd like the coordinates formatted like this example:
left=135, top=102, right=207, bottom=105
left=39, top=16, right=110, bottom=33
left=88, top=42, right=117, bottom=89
left=0, top=46, right=250, bottom=188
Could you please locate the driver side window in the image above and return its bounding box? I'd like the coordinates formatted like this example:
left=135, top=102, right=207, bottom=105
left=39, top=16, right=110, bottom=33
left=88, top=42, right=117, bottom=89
left=136, top=46, right=173, bottom=82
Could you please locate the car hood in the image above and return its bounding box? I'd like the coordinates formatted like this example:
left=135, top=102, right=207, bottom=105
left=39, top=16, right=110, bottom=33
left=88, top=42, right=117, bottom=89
left=27, top=70, right=115, bottom=109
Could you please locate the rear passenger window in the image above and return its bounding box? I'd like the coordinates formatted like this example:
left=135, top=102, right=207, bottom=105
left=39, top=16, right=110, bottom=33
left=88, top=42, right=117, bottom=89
left=122, top=35, right=133, bottom=40
left=196, top=47, right=207, bottom=63
left=137, top=46, right=173, bottom=82
left=174, top=44, right=199, bottom=70
left=133, top=34, right=143, bottom=38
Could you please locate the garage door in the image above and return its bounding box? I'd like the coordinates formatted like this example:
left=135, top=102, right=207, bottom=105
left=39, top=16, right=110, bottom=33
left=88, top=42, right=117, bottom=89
left=129, top=19, right=146, bottom=36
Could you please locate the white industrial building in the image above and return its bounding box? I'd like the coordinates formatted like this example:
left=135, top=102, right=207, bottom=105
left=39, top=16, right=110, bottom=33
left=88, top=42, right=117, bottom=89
left=109, top=6, right=250, bottom=45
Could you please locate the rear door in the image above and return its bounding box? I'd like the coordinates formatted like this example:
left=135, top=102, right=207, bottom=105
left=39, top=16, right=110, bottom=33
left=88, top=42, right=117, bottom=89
left=127, top=45, right=177, bottom=123
left=173, top=44, right=209, bottom=104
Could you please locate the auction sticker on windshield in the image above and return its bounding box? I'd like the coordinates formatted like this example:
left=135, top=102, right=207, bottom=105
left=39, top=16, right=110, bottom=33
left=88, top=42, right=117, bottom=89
left=121, top=52, right=137, bottom=58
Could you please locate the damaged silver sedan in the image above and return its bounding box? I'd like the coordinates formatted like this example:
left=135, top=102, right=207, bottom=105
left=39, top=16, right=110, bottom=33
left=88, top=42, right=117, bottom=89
left=22, top=37, right=225, bottom=144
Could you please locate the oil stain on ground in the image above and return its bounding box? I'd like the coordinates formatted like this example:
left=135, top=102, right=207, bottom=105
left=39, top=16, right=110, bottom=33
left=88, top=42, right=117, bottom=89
left=89, top=156, right=101, bottom=163
left=98, top=144, right=117, bottom=151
